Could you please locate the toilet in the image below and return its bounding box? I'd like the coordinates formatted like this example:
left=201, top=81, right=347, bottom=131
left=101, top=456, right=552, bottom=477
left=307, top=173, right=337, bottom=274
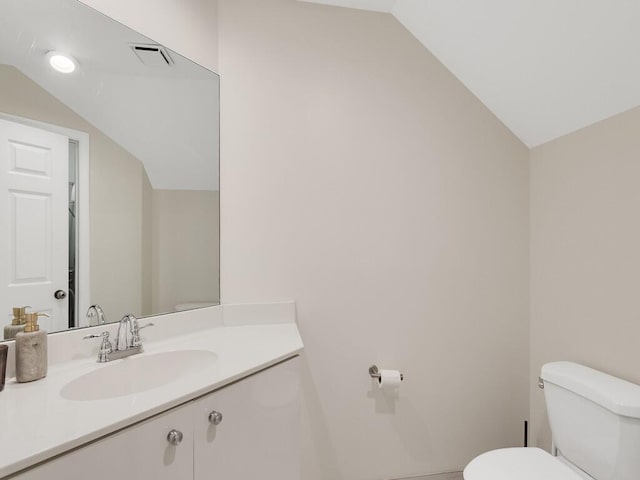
left=464, top=361, right=640, bottom=480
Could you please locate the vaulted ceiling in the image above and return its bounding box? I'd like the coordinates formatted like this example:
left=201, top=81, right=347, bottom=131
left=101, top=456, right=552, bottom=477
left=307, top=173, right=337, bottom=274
left=301, top=0, right=640, bottom=147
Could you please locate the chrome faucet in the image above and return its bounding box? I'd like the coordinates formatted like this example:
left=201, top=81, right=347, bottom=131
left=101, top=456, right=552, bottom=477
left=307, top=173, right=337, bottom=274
left=86, top=304, right=107, bottom=326
left=84, top=313, right=154, bottom=363
left=115, top=313, right=135, bottom=351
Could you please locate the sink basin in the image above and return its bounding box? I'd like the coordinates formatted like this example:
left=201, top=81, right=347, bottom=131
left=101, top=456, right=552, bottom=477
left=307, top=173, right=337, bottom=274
left=61, top=350, right=218, bottom=401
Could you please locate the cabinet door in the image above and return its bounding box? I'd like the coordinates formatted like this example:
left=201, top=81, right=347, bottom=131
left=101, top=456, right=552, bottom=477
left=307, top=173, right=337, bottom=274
left=193, top=357, right=301, bottom=480
left=17, top=404, right=194, bottom=480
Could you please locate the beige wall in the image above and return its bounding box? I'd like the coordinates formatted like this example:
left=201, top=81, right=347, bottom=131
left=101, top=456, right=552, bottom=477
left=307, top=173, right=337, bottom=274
left=0, top=64, right=147, bottom=324
left=151, top=190, right=220, bottom=313
left=218, top=1, right=529, bottom=478
left=529, top=106, right=640, bottom=449
left=81, top=1, right=529, bottom=478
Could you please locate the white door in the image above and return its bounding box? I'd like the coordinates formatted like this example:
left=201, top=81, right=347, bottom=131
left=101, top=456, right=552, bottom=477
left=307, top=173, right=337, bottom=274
left=0, top=118, right=68, bottom=333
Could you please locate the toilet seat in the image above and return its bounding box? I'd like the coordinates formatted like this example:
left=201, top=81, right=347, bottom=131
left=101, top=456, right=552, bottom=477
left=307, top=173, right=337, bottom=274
left=464, top=447, right=585, bottom=480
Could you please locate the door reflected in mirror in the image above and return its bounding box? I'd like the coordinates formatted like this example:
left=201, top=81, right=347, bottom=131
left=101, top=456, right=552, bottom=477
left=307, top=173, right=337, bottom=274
left=0, top=0, right=220, bottom=336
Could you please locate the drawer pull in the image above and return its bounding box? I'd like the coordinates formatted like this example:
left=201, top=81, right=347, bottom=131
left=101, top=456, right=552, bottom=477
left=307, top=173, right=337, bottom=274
left=208, top=411, right=223, bottom=425
left=167, top=429, right=183, bottom=445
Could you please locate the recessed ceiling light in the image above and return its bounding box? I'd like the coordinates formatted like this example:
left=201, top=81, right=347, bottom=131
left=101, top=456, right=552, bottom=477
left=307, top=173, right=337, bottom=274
left=46, top=51, right=77, bottom=74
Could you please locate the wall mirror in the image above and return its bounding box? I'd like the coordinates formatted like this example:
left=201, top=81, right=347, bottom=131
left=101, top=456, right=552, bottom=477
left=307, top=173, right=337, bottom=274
left=0, top=0, right=220, bottom=338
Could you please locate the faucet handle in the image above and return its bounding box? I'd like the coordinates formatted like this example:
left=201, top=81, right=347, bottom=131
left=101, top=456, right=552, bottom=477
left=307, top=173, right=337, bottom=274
left=84, top=331, right=113, bottom=363
left=83, top=331, right=110, bottom=340
left=131, top=321, right=154, bottom=347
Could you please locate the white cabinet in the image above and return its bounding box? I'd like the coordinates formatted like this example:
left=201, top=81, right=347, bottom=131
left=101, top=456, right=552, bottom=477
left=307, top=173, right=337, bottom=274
left=18, top=405, right=194, bottom=480
left=194, top=357, right=301, bottom=479
left=16, top=357, right=300, bottom=480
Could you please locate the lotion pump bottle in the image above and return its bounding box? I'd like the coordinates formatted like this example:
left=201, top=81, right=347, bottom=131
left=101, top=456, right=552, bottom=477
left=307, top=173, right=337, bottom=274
left=3, top=306, right=30, bottom=341
left=15, top=312, right=49, bottom=383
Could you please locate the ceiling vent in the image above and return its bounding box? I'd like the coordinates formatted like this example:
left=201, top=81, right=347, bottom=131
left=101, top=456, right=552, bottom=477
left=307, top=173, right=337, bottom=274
left=130, top=43, right=173, bottom=67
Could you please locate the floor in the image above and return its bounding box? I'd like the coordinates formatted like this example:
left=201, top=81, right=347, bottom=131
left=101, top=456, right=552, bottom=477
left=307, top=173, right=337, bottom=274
left=393, top=472, right=463, bottom=480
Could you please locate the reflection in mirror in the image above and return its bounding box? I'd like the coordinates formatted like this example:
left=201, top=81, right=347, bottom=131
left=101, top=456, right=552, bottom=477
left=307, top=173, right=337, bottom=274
left=0, top=0, right=220, bottom=337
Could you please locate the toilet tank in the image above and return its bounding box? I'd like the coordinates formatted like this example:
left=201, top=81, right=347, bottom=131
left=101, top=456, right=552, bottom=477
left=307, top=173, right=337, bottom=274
left=541, top=362, right=640, bottom=480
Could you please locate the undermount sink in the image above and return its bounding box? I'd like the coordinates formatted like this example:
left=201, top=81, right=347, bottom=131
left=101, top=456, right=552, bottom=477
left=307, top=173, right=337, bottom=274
left=60, top=350, right=218, bottom=401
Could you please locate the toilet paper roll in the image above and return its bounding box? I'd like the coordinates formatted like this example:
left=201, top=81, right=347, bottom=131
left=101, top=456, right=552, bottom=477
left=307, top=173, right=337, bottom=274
left=377, top=369, right=402, bottom=390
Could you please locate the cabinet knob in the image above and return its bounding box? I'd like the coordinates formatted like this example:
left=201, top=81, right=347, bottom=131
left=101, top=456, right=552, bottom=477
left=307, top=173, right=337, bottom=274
left=54, top=290, right=67, bottom=299
left=208, top=411, right=223, bottom=425
left=167, top=429, right=183, bottom=445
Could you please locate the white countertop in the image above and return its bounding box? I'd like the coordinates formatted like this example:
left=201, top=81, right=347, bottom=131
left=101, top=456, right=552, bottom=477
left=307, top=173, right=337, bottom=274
left=0, top=303, right=303, bottom=478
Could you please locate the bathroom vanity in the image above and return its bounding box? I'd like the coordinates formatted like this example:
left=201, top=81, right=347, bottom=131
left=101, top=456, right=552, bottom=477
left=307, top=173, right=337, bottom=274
left=0, top=3, right=302, bottom=478
left=0, top=303, right=304, bottom=479
left=17, top=358, right=300, bottom=480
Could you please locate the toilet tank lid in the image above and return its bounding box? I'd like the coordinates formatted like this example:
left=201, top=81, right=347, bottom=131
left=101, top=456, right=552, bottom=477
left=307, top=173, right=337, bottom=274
left=541, top=362, right=640, bottom=418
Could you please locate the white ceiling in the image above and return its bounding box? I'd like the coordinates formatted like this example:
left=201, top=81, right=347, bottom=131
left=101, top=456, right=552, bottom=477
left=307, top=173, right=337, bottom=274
left=0, top=0, right=219, bottom=190
left=301, top=0, right=640, bottom=147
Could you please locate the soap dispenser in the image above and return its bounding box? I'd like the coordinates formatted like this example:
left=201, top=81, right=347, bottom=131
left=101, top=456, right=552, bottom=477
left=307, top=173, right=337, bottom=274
left=3, top=306, right=30, bottom=341
left=15, top=312, right=49, bottom=383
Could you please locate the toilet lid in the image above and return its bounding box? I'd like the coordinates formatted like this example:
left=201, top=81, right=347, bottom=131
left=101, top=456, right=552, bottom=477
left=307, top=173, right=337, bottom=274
left=464, top=448, right=585, bottom=480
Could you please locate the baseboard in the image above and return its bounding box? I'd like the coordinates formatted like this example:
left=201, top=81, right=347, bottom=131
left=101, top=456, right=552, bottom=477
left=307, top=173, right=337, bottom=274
left=388, top=472, right=463, bottom=480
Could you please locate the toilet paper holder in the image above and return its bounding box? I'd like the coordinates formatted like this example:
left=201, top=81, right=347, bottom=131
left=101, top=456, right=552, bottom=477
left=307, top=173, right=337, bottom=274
left=369, top=365, right=404, bottom=381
